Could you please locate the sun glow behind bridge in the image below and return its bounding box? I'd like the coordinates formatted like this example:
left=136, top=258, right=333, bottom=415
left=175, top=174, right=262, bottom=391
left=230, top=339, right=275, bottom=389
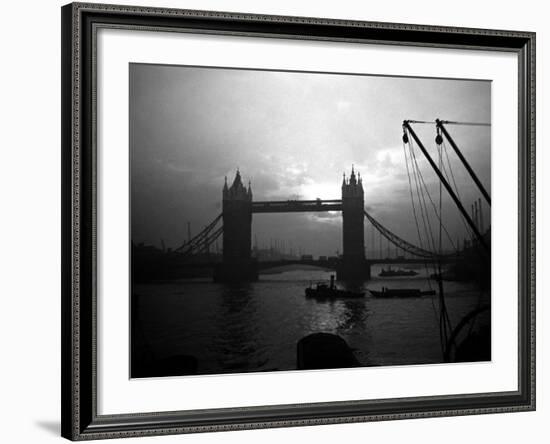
left=300, top=180, right=341, bottom=225
left=299, top=180, right=340, bottom=201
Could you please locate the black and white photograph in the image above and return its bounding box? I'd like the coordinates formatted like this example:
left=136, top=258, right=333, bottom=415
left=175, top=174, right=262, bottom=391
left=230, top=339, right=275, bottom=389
left=1, top=0, right=543, bottom=442
left=130, top=64, right=492, bottom=378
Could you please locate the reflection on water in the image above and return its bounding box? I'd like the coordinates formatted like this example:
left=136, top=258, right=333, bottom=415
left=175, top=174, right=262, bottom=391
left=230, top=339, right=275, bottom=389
left=131, top=265, right=490, bottom=377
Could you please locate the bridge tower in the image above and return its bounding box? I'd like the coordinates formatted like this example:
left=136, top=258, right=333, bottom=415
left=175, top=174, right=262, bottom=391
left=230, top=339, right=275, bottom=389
left=338, top=167, right=370, bottom=280
left=214, top=170, right=258, bottom=282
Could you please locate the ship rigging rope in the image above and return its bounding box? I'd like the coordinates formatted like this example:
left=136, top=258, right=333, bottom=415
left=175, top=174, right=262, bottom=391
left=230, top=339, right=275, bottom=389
left=438, top=142, right=454, bottom=351
left=404, top=119, right=491, bottom=126
left=440, top=140, right=475, bottom=242
left=408, top=137, right=442, bottom=257
left=404, top=132, right=438, bottom=301
left=440, top=139, right=487, bottom=260
left=403, top=128, right=462, bottom=354
left=402, top=141, right=426, bottom=253
left=439, top=120, right=491, bottom=127
left=441, top=140, right=462, bottom=204
left=402, top=138, right=438, bottom=312
left=407, top=133, right=459, bottom=253
left=408, top=138, right=438, bottom=257
left=403, top=121, right=491, bottom=359
left=437, top=143, right=447, bottom=352
left=411, top=140, right=457, bottom=251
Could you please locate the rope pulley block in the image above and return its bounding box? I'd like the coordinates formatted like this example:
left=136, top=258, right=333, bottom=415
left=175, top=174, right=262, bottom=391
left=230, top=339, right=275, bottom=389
left=402, top=127, right=409, bottom=144
left=435, top=126, right=443, bottom=145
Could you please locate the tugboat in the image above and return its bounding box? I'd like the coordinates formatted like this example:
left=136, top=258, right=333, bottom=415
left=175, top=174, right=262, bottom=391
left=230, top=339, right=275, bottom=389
left=305, top=275, right=365, bottom=299
left=379, top=265, right=418, bottom=277
left=369, top=287, right=436, bottom=298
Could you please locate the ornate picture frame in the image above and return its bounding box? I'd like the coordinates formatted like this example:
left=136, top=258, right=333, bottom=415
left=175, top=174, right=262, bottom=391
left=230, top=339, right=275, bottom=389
left=61, top=2, right=535, bottom=440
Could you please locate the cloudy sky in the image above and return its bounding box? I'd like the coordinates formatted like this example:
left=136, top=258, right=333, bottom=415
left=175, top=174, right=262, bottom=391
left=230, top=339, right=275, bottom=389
left=130, top=63, right=490, bottom=256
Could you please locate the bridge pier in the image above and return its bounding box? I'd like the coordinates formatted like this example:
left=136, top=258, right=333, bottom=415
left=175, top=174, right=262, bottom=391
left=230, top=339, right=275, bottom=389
left=336, top=260, right=371, bottom=281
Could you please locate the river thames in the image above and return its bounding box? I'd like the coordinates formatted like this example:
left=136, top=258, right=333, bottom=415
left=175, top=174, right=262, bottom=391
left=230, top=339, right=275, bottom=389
left=132, top=264, right=490, bottom=377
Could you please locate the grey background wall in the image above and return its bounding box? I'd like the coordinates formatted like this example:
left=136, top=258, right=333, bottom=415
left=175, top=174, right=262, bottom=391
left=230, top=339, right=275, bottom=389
left=0, top=0, right=546, bottom=443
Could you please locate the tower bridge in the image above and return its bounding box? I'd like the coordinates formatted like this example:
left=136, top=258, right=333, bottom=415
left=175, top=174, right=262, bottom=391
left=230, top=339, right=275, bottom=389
left=160, top=120, right=490, bottom=284
left=174, top=168, right=458, bottom=283
left=216, top=167, right=369, bottom=282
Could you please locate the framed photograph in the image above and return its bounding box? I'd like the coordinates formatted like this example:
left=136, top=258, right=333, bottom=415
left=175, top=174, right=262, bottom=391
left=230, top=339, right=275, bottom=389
left=61, top=2, right=535, bottom=440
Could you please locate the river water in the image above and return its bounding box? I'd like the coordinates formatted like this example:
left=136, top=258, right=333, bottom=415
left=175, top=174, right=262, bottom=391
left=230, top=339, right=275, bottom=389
left=132, top=265, right=490, bottom=377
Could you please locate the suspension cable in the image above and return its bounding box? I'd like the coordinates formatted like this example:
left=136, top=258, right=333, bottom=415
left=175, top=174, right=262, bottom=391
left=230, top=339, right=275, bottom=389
left=175, top=213, right=222, bottom=255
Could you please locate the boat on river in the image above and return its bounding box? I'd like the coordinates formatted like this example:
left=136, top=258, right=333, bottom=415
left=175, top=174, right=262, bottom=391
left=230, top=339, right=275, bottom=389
left=305, top=275, right=365, bottom=299
left=369, top=287, right=436, bottom=298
